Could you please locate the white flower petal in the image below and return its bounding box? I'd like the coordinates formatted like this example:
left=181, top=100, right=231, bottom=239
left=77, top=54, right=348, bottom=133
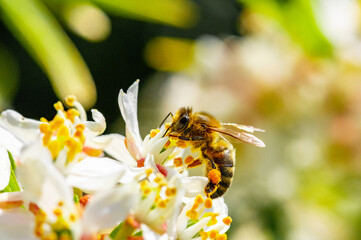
left=82, top=183, right=140, bottom=233
left=209, top=197, right=228, bottom=218
left=16, top=144, right=52, bottom=201
left=95, top=134, right=137, bottom=166
left=83, top=109, right=106, bottom=138
left=178, top=217, right=211, bottom=240
left=67, top=157, right=125, bottom=194
left=0, top=208, right=36, bottom=240
left=118, top=80, right=143, bottom=158
left=182, top=176, right=208, bottom=199
left=0, top=110, right=41, bottom=144
left=141, top=224, right=169, bottom=240
left=0, top=127, right=23, bottom=158
left=0, top=147, right=11, bottom=190
left=54, top=148, right=68, bottom=173
left=146, top=138, right=169, bottom=164
left=16, top=144, right=74, bottom=217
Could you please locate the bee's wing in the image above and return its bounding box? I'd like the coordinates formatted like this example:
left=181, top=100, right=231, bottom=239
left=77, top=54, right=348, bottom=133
left=222, top=123, right=265, bottom=133
left=209, top=125, right=266, bottom=147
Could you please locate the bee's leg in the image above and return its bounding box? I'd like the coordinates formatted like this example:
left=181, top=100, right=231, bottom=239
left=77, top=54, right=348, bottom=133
left=175, top=136, right=204, bottom=141
left=178, top=136, right=191, bottom=140
left=204, top=157, right=221, bottom=198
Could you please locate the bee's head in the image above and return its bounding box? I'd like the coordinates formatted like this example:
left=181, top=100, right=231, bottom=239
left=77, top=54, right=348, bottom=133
left=171, top=107, right=192, bottom=133
left=161, top=107, right=192, bottom=138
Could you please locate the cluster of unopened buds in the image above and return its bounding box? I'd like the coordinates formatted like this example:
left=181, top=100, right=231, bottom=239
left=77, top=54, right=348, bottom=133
left=0, top=81, right=232, bottom=240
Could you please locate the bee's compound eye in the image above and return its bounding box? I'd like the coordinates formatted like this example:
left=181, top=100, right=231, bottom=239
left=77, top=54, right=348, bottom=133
left=178, top=115, right=189, bottom=129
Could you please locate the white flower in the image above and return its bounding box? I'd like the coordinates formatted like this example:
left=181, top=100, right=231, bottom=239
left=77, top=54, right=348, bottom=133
left=140, top=194, right=232, bottom=240
left=0, top=143, right=139, bottom=239
left=0, top=97, right=128, bottom=194
left=0, top=96, right=105, bottom=166
left=96, top=81, right=208, bottom=198
left=175, top=195, right=231, bottom=240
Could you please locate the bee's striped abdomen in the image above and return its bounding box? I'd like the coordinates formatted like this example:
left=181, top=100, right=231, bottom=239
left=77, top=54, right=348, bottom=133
left=203, top=145, right=235, bottom=199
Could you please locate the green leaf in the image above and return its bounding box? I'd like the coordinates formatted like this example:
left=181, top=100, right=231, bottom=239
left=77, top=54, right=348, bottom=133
left=0, top=0, right=97, bottom=109
left=0, top=151, right=21, bottom=193
left=90, top=0, right=198, bottom=28
left=109, top=222, right=124, bottom=239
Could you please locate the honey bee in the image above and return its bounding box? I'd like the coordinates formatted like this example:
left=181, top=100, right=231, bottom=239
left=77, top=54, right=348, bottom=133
left=163, top=107, right=265, bottom=199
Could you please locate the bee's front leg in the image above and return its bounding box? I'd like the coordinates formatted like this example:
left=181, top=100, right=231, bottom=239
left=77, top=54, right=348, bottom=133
left=176, top=136, right=204, bottom=141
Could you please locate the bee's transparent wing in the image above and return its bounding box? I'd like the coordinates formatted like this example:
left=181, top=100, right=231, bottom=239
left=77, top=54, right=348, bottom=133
left=209, top=125, right=265, bottom=147
left=222, top=123, right=265, bottom=133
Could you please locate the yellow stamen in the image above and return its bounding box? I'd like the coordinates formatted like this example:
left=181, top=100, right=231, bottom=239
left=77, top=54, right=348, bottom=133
left=150, top=129, right=160, bottom=138
left=145, top=168, right=153, bottom=177
left=140, top=180, right=152, bottom=195
left=200, top=231, right=208, bottom=240
left=186, top=209, right=198, bottom=220
left=83, top=147, right=103, bottom=157
left=74, top=130, right=85, bottom=143
left=66, top=108, right=79, bottom=123
left=35, top=209, right=47, bottom=222
left=209, top=230, right=219, bottom=239
left=216, top=234, right=227, bottom=240
left=74, top=124, right=85, bottom=143
left=54, top=101, right=64, bottom=111
left=70, top=214, right=76, bottom=222
left=222, top=216, right=232, bottom=225
left=75, top=123, right=85, bottom=131
left=204, top=198, right=213, bottom=208
left=66, top=138, right=82, bottom=162
left=143, top=187, right=152, bottom=195
left=195, top=195, right=204, bottom=205
left=39, top=123, right=50, bottom=134
left=34, top=223, right=44, bottom=237
left=206, top=213, right=218, bottom=226
left=165, top=187, right=177, bottom=197
left=164, top=140, right=171, bottom=149
left=173, top=157, right=183, bottom=167
left=176, top=140, right=187, bottom=148
left=184, top=155, right=195, bottom=165
left=42, top=131, right=53, bottom=146
left=57, top=125, right=70, bottom=139
left=50, top=115, right=64, bottom=131
left=48, top=140, right=60, bottom=158
left=208, top=169, right=221, bottom=184
left=154, top=175, right=163, bottom=183
left=40, top=117, right=48, bottom=123
left=165, top=123, right=171, bottom=129
left=53, top=208, right=62, bottom=217
left=191, top=203, right=200, bottom=210
left=157, top=199, right=168, bottom=208
left=65, top=95, right=77, bottom=107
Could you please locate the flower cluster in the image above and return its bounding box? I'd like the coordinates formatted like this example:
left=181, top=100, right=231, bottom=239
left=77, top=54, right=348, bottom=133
left=0, top=80, right=232, bottom=240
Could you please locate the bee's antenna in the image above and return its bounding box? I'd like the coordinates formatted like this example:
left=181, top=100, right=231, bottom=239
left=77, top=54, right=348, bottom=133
left=159, top=112, right=173, bottom=128
left=162, top=123, right=172, bottom=137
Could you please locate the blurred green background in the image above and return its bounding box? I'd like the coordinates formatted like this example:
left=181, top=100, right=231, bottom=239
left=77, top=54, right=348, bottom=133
left=1, top=0, right=361, bottom=239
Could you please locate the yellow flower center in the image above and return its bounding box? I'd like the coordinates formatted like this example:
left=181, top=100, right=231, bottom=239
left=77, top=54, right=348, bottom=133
left=39, top=98, right=103, bottom=164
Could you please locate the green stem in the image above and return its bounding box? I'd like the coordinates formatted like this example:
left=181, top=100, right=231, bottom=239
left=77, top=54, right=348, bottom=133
left=113, top=220, right=136, bottom=240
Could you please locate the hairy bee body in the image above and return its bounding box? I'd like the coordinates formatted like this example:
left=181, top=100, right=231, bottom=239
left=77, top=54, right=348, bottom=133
left=165, top=107, right=264, bottom=198
left=202, top=141, right=235, bottom=198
